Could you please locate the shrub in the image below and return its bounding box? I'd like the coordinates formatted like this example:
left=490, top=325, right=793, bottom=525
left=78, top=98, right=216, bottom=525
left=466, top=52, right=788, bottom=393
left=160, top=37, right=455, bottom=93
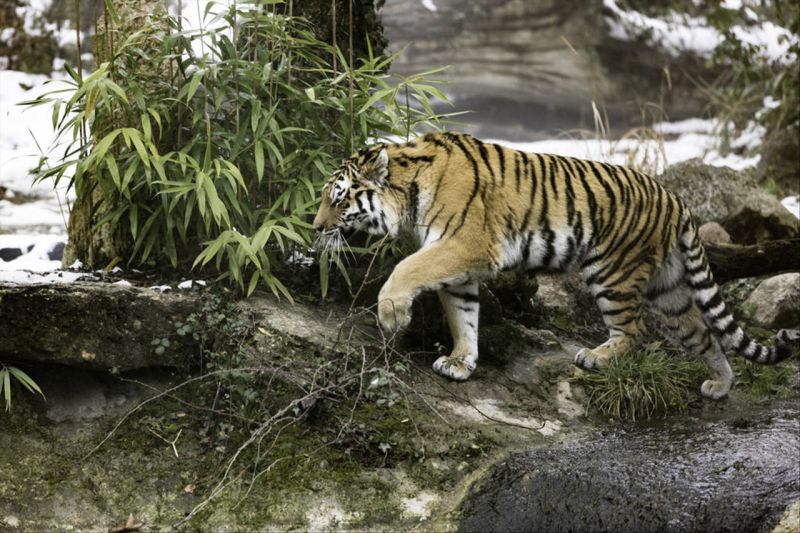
left=25, top=1, right=449, bottom=297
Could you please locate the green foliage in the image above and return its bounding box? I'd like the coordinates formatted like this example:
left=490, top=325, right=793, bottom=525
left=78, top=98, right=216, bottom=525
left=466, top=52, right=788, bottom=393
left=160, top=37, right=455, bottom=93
left=732, top=358, right=796, bottom=399
left=573, top=348, right=704, bottom=422
left=704, top=1, right=799, bottom=153
left=25, top=1, right=449, bottom=298
left=0, top=364, right=45, bottom=412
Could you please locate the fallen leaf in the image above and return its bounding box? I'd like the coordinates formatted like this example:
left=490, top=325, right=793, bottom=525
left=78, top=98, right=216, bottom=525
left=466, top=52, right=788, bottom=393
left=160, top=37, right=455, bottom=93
left=109, top=513, right=143, bottom=533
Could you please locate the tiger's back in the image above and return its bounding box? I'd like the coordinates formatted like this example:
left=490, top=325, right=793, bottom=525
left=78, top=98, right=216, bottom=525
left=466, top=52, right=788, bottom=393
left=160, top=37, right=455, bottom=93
left=313, top=132, right=791, bottom=398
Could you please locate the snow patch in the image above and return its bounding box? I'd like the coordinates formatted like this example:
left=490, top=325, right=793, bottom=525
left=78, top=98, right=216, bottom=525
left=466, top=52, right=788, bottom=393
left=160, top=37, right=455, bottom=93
left=0, top=233, right=65, bottom=272
left=782, top=196, right=800, bottom=220
left=150, top=285, right=173, bottom=293
left=420, top=0, right=438, bottom=12
left=0, top=269, right=84, bottom=285
left=491, top=117, right=767, bottom=174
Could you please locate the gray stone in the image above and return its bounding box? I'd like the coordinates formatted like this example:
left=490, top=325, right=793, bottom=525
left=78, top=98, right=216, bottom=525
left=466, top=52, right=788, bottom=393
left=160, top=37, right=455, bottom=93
left=656, top=159, right=798, bottom=244
left=698, top=221, right=731, bottom=244
left=744, top=273, right=800, bottom=329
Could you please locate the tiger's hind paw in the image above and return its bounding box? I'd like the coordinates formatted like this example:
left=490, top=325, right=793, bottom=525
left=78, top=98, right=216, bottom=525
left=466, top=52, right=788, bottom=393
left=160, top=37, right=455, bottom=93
left=701, top=378, right=732, bottom=400
left=574, top=347, right=612, bottom=370
left=433, top=355, right=476, bottom=381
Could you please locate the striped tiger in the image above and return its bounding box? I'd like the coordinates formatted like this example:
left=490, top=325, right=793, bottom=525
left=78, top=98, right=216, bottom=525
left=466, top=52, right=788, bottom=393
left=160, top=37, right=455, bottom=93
left=312, top=132, right=792, bottom=399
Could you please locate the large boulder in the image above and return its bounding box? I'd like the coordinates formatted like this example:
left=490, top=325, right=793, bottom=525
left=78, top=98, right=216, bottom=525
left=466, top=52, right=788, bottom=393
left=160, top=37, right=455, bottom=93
left=656, top=160, right=798, bottom=244
left=743, top=273, right=800, bottom=329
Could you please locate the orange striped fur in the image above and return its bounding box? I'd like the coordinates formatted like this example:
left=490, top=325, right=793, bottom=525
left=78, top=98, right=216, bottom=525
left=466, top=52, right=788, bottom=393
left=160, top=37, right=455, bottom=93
left=313, top=132, right=791, bottom=398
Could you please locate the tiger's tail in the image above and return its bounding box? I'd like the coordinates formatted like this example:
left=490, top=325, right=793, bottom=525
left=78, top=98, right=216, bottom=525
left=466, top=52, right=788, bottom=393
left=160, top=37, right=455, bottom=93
left=679, top=218, right=792, bottom=364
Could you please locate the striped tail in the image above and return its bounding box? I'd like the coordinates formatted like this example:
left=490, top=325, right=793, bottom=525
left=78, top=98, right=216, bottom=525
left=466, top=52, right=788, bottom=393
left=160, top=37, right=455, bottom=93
left=680, top=219, right=791, bottom=364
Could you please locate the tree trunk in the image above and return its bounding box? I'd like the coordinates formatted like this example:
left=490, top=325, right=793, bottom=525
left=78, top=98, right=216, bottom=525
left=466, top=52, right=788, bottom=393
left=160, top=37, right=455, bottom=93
left=706, top=239, right=800, bottom=284
left=62, top=0, right=166, bottom=269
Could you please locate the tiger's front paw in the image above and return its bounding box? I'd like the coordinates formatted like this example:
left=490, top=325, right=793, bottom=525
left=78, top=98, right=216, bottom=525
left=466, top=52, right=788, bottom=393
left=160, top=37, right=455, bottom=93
left=433, top=355, right=476, bottom=381
left=378, top=295, right=411, bottom=334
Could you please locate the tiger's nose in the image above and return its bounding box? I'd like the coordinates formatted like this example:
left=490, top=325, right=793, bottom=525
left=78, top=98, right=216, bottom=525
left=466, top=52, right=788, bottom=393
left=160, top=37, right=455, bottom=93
left=314, top=223, right=325, bottom=233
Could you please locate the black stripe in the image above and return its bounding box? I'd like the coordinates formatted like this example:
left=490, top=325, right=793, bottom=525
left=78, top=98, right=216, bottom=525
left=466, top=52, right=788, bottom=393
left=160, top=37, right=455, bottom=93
left=494, top=144, right=506, bottom=185
left=446, top=290, right=479, bottom=303
left=409, top=182, right=419, bottom=225
left=449, top=136, right=482, bottom=236
left=472, top=137, right=496, bottom=186
left=680, top=327, right=699, bottom=343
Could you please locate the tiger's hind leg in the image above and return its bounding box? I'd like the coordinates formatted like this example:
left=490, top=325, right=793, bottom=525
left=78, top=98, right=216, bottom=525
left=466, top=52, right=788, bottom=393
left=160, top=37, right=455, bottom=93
left=648, top=283, right=733, bottom=400
left=574, top=264, right=651, bottom=370
left=433, top=281, right=480, bottom=381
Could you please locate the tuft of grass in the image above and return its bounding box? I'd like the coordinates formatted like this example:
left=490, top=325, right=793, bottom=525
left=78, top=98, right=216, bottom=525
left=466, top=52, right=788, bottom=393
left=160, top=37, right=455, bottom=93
left=572, top=349, right=704, bottom=422
left=731, top=358, right=797, bottom=399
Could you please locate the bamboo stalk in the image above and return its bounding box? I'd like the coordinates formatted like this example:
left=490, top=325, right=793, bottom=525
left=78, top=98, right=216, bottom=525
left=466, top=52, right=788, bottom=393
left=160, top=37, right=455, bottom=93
left=348, top=0, right=353, bottom=153
left=331, top=0, right=337, bottom=72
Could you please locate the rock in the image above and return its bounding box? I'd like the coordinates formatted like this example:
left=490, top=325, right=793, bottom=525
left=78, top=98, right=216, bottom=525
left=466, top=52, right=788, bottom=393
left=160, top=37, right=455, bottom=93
left=657, top=159, right=798, bottom=244
left=744, top=273, right=800, bottom=329
left=382, top=0, right=710, bottom=139
left=535, top=274, right=578, bottom=315
left=0, top=282, right=205, bottom=372
left=698, top=222, right=731, bottom=244
left=757, top=128, right=800, bottom=195
left=773, top=500, right=800, bottom=533
left=460, top=404, right=800, bottom=532
left=0, top=247, right=23, bottom=262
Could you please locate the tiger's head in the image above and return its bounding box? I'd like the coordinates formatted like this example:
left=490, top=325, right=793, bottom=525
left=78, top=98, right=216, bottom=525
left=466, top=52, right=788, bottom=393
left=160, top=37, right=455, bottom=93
left=313, top=145, right=401, bottom=239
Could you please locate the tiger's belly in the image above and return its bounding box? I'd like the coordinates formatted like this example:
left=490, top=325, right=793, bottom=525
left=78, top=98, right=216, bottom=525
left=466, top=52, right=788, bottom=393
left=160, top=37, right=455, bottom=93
left=499, top=226, right=587, bottom=272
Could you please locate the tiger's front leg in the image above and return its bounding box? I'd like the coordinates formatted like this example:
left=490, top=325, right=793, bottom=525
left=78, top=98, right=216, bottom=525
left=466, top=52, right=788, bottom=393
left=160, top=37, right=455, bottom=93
left=377, top=241, right=487, bottom=342
left=433, top=281, right=480, bottom=380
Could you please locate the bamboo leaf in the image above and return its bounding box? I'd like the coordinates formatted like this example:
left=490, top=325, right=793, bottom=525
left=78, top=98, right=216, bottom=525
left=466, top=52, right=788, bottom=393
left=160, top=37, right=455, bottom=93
left=254, top=140, right=265, bottom=181
left=8, top=367, right=44, bottom=398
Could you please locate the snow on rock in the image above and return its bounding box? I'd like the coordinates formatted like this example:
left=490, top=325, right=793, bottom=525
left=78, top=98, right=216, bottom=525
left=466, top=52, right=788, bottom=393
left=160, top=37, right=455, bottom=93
left=604, top=0, right=796, bottom=63
left=604, top=0, right=720, bottom=58
left=149, top=285, right=173, bottom=293
left=0, top=233, right=65, bottom=271
left=782, top=196, right=800, bottom=220
left=0, top=269, right=84, bottom=285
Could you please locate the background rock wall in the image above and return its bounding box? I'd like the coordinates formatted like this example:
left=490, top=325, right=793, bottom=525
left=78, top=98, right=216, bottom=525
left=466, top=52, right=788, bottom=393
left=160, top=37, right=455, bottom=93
left=381, top=0, right=710, bottom=139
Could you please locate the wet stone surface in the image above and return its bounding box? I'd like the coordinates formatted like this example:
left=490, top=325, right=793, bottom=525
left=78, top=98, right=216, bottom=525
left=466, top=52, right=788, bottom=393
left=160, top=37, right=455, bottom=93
left=460, top=402, right=800, bottom=533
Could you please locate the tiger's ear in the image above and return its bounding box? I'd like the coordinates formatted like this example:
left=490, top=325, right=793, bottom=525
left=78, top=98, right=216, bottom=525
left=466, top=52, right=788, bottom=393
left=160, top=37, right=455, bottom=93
left=361, top=147, right=389, bottom=186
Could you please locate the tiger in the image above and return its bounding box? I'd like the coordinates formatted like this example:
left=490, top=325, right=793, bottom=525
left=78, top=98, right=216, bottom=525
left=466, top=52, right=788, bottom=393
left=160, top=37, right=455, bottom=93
left=312, top=131, right=792, bottom=399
